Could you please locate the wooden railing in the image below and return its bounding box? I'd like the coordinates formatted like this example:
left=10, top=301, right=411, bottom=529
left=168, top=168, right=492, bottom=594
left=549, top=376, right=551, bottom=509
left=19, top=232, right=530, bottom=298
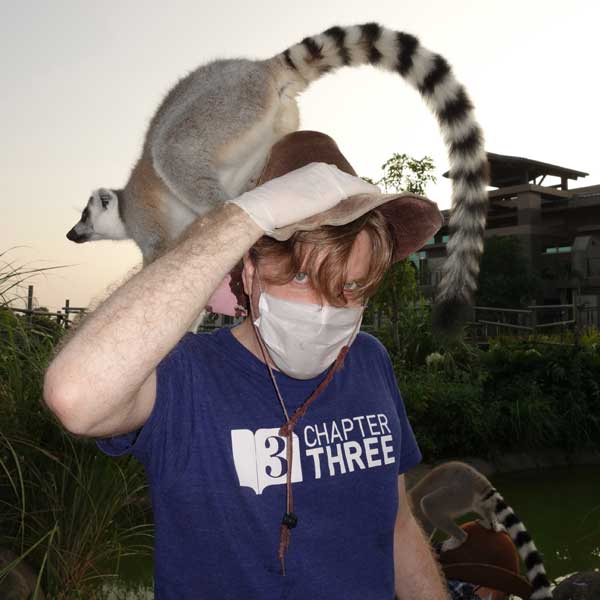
left=5, top=285, right=86, bottom=329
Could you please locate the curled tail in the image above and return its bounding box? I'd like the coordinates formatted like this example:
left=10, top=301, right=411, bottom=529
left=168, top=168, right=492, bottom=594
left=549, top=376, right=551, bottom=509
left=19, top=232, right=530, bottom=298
left=482, top=487, right=553, bottom=600
left=273, top=23, right=490, bottom=334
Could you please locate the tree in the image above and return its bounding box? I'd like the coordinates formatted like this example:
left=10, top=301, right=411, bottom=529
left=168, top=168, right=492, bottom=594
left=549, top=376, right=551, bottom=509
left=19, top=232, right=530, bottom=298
left=475, top=236, right=542, bottom=308
left=377, top=153, right=436, bottom=196
left=364, top=154, right=436, bottom=352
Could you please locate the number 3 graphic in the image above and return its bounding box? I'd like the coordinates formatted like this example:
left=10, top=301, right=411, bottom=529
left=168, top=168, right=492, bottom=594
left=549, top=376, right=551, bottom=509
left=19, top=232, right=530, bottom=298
left=264, top=435, right=287, bottom=478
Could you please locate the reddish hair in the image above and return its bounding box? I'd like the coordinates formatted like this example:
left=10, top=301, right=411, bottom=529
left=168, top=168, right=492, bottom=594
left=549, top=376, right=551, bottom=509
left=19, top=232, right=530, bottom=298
left=248, top=210, right=393, bottom=306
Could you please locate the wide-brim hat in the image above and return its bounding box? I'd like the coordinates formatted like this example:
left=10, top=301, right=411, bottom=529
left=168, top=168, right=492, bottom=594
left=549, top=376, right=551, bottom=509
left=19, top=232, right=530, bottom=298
left=439, top=521, right=533, bottom=599
left=205, top=130, right=443, bottom=316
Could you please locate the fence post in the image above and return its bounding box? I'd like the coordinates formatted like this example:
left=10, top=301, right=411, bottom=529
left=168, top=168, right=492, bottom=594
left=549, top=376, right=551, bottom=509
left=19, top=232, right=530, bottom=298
left=530, top=302, right=537, bottom=335
left=27, top=285, right=34, bottom=322
left=64, top=299, right=70, bottom=328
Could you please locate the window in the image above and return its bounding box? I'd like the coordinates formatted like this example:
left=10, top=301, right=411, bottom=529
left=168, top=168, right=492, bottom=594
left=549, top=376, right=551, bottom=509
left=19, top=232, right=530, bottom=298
left=408, top=251, right=427, bottom=268
left=544, top=245, right=571, bottom=254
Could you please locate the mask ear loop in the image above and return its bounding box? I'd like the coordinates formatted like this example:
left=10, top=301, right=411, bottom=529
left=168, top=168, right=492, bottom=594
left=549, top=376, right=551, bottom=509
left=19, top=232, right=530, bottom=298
left=248, top=269, right=290, bottom=423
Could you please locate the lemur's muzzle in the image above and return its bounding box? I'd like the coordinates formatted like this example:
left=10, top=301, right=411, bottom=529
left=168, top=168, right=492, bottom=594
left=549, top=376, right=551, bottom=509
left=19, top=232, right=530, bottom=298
left=66, top=228, right=87, bottom=243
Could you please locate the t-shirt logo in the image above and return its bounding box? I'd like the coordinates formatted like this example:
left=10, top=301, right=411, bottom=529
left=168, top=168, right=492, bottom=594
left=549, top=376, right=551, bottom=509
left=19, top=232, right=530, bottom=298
left=231, top=429, right=303, bottom=495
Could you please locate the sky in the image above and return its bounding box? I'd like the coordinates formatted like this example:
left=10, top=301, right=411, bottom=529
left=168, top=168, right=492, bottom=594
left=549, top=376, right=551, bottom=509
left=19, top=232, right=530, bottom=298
left=2, top=0, right=599, bottom=313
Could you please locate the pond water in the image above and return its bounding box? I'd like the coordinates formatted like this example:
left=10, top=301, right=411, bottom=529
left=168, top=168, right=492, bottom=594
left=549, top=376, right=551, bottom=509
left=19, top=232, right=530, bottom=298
left=117, top=464, right=599, bottom=594
left=490, top=464, right=600, bottom=580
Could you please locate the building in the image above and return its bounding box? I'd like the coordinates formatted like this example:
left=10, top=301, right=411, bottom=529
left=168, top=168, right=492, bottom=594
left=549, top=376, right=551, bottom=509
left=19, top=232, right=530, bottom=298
left=411, top=153, right=600, bottom=316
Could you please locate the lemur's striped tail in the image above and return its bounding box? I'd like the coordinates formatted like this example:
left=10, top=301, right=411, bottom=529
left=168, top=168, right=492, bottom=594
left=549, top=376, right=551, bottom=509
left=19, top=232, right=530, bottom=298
left=275, top=23, right=490, bottom=335
left=482, top=487, right=553, bottom=600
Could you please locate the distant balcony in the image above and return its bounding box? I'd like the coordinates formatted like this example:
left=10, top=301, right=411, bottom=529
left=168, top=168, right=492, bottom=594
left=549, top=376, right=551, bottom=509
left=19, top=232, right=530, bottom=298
left=416, top=270, right=443, bottom=288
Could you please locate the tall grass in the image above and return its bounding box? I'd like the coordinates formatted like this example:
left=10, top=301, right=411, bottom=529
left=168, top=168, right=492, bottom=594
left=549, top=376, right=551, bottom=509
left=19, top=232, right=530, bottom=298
left=0, top=252, right=153, bottom=599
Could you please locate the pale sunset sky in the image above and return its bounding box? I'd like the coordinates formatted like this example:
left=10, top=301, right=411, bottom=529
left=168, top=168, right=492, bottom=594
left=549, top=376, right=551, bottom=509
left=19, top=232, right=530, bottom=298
left=2, top=0, right=599, bottom=313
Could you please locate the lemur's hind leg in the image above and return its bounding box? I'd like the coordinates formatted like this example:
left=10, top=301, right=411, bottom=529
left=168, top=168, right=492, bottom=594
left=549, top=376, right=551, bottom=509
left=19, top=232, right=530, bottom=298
left=420, top=487, right=469, bottom=551
left=152, top=63, right=280, bottom=216
left=152, top=128, right=229, bottom=217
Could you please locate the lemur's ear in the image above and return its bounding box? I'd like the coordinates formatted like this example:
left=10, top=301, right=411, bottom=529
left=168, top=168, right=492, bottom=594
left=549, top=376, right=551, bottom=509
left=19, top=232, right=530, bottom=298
left=99, top=188, right=112, bottom=209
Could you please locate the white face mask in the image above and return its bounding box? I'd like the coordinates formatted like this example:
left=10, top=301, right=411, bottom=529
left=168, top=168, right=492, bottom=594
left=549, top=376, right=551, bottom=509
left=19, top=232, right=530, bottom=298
left=253, top=291, right=364, bottom=380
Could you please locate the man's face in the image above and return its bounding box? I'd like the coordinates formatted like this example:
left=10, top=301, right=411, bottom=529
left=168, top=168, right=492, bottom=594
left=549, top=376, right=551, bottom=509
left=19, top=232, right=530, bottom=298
left=242, top=230, right=373, bottom=315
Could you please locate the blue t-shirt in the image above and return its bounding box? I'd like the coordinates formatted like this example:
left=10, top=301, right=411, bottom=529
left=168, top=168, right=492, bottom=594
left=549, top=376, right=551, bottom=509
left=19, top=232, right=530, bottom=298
left=97, top=328, right=422, bottom=599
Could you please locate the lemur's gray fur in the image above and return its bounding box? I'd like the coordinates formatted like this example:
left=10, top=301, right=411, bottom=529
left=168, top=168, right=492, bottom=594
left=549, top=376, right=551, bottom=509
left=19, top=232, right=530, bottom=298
left=408, top=461, right=552, bottom=600
left=67, top=23, right=490, bottom=331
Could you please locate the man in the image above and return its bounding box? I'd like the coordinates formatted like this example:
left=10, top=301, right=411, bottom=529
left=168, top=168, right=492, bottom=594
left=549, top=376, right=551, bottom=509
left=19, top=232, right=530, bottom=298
left=44, top=131, right=448, bottom=599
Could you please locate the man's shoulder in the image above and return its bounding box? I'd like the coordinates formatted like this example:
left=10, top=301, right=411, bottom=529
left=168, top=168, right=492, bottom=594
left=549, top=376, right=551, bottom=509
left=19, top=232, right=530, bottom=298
left=351, top=332, right=393, bottom=368
left=354, top=331, right=389, bottom=356
left=165, top=328, right=231, bottom=362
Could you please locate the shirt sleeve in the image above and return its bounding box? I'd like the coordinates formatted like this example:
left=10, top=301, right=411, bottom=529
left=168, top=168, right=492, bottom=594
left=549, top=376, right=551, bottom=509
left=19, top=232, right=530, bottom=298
left=95, top=333, right=197, bottom=487
left=377, top=342, right=422, bottom=474
left=393, top=386, right=422, bottom=474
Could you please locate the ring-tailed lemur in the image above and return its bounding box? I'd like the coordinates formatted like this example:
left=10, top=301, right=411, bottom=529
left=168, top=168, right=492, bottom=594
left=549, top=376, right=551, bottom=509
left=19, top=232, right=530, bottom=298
left=67, top=23, right=489, bottom=331
left=408, top=461, right=552, bottom=600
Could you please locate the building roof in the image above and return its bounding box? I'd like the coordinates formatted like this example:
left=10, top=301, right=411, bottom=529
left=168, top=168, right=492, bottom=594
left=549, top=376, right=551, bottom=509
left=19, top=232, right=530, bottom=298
left=443, top=152, right=589, bottom=188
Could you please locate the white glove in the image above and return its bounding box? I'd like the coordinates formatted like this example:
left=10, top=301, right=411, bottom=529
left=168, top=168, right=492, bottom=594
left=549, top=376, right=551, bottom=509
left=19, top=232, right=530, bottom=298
left=227, top=162, right=381, bottom=233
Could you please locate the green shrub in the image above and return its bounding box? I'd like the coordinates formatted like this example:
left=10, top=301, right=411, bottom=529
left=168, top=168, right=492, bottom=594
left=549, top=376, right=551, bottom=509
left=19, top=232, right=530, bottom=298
left=0, top=268, right=152, bottom=598
left=397, top=368, right=488, bottom=460
left=481, top=338, right=600, bottom=450
left=390, top=326, right=600, bottom=461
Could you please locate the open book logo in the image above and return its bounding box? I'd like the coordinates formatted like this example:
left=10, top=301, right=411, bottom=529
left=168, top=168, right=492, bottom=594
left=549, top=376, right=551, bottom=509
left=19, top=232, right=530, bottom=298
left=231, top=428, right=303, bottom=495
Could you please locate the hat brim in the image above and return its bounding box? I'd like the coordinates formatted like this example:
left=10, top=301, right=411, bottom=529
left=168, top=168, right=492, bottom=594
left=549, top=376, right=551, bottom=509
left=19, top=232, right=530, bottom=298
left=205, top=191, right=442, bottom=316
left=268, top=191, right=443, bottom=263
left=443, top=563, right=533, bottom=599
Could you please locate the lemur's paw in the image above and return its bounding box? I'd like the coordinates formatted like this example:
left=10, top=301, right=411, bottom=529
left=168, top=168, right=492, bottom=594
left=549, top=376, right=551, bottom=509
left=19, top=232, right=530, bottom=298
left=477, top=517, right=503, bottom=532
left=440, top=537, right=463, bottom=552
left=491, top=520, right=504, bottom=532
left=477, top=517, right=494, bottom=530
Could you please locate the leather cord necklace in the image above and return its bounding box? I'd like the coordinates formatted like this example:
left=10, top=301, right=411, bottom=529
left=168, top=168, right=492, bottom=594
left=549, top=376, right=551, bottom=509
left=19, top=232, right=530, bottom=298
left=249, top=296, right=360, bottom=575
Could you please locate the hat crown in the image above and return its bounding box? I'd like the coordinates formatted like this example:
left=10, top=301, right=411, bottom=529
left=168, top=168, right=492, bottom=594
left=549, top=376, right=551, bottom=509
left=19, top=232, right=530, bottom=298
left=257, top=131, right=357, bottom=186
left=441, top=521, right=519, bottom=573
left=440, top=521, right=533, bottom=598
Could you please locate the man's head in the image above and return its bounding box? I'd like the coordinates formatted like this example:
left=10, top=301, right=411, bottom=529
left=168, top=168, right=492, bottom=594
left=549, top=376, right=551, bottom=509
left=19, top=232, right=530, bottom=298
left=207, top=130, right=443, bottom=318
left=440, top=521, right=534, bottom=600
left=241, top=209, right=393, bottom=312
left=234, top=210, right=394, bottom=380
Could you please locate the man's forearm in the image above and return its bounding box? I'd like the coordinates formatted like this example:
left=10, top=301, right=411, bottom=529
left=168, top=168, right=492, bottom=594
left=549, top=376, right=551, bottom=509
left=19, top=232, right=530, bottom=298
left=44, top=203, right=262, bottom=431
left=394, top=514, right=449, bottom=600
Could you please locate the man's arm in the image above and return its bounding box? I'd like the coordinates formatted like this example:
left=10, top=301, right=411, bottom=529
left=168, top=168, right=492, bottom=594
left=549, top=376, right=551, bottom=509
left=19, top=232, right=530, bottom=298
left=394, top=474, right=449, bottom=600
left=43, top=163, right=379, bottom=439
left=44, top=203, right=263, bottom=438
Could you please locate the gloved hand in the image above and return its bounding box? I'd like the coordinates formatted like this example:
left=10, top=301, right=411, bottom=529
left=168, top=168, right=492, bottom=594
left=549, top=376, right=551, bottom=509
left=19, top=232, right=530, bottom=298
left=227, top=162, right=380, bottom=233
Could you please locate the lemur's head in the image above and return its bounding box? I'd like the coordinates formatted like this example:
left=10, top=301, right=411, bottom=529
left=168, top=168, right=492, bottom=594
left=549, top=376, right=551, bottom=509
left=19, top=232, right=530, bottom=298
left=66, top=188, right=128, bottom=243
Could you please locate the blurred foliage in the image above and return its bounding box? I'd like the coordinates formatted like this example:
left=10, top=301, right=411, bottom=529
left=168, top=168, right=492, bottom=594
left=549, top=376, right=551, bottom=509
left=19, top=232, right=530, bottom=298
left=475, top=235, right=544, bottom=308
left=378, top=300, right=600, bottom=461
left=365, top=153, right=437, bottom=353
left=0, top=256, right=152, bottom=599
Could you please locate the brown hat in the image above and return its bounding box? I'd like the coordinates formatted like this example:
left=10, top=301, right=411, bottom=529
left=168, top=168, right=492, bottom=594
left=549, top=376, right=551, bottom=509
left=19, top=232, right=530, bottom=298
left=206, top=130, right=443, bottom=316
left=439, top=521, right=533, bottom=599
